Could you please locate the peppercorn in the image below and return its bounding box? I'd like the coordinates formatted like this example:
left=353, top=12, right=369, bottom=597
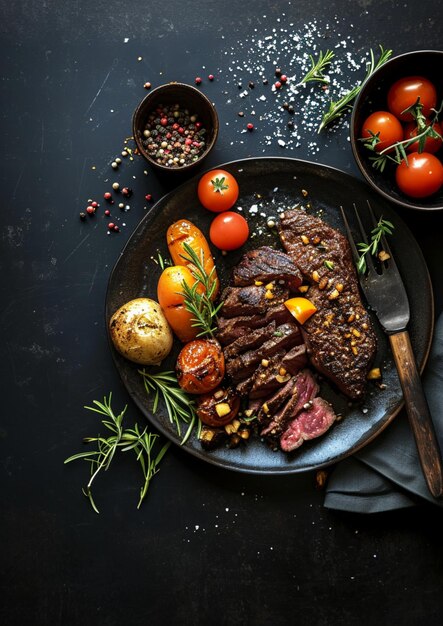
left=275, top=67, right=282, bottom=77
left=104, top=209, right=111, bottom=216
left=108, top=222, right=115, bottom=230
left=263, top=78, right=269, bottom=85
left=288, top=104, right=295, bottom=114
left=238, top=111, right=244, bottom=117
left=195, top=77, right=202, bottom=85
left=91, top=201, right=99, bottom=208
left=274, top=81, right=282, bottom=89
left=118, top=203, right=125, bottom=210
left=86, top=206, right=95, bottom=215
left=280, top=74, right=288, bottom=83
left=248, top=81, right=255, bottom=89
left=208, top=74, right=214, bottom=81
left=112, top=182, right=119, bottom=191
left=111, top=161, right=118, bottom=169
left=144, top=82, right=152, bottom=89
left=121, top=187, right=132, bottom=198
left=79, top=212, right=87, bottom=220
left=247, top=123, right=254, bottom=131
left=104, top=192, right=112, bottom=201
left=145, top=194, right=153, bottom=202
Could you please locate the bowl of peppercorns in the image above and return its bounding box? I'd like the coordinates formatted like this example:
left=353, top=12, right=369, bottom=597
left=133, top=82, right=219, bottom=173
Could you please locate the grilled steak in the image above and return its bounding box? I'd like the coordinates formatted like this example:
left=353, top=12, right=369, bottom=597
left=217, top=304, right=292, bottom=345
left=278, top=208, right=377, bottom=400
left=223, top=322, right=276, bottom=360
left=256, top=377, right=297, bottom=425
left=226, top=322, right=301, bottom=382
left=249, top=344, right=307, bottom=399
left=260, top=369, right=319, bottom=438
left=232, top=245, right=302, bottom=291
left=280, top=397, right=336, bottom=452
left=220, top=284, right=289, bottom=318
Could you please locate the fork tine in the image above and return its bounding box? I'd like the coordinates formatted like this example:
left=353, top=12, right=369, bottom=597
left=353, top=204, right=376, bottom=273
left=339, top=206, right=359, bottom=264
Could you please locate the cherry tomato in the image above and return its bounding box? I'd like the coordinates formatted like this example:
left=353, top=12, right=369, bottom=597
left=361, top=111, right=404, bottom=152
left=387, top=76, right=437, bottom=121
left=197, top=169, right=239, bottom=212
left=176, top=339, right=225, bottom=394
left=404, top=120, right=443, bottom=154
left=209, top=212, right=249, bottom=250
left=395, top=152, right=443, bottom=198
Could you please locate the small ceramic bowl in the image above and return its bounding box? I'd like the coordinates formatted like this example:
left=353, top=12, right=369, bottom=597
left=132, top=82, right=219, bottom=174
left=350, top=50, right=443, bottom=212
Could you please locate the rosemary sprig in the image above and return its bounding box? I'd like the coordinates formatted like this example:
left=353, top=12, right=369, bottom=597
left=356, top=217, right=394, bottom=274
left=179, top=242, right=222, bottom=338
left=139, top=369, right=199, bottom=444
left=296, top=50, right=335, bottom=87
left=64, top=393, right=170, bottom=513
left=318, top=45, right=393, bottom=132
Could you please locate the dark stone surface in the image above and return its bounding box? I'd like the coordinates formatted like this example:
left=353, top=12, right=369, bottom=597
left=1, top=1, right=442, bottom=625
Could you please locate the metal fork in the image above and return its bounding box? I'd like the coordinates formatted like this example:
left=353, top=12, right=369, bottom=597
left=341, top=201, right=443, bottom=498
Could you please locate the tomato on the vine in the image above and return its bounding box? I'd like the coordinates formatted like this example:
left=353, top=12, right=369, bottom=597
left=395, top=152, right=443, bottom=198
left=361, top=111, right=403, bottom=152
left=209, top=212, right=249, bottom=250
left=404, top=121, right=443, bottom=154
left=197, top=169, right=239, bottom=212
left=387, top=76, right=437, bottom=121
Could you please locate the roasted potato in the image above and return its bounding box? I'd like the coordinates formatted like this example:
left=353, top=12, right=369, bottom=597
left=109, top=298, right=173, bottom=365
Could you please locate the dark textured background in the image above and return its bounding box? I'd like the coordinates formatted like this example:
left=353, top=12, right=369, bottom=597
left=1, top=1, right=442, bottom=625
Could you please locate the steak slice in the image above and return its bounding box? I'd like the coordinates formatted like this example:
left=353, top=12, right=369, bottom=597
left=249, top=344, right=307, bottom=399
left=220, top=284, right=289, bottom=318
left=261, top=369, right=319, bottom=438
left=280, top=397, right=336, bottom=452
left=256, top=376, right=297, bottom=426
left=232, top=246, right=302, bottom=291
left=223, top=322, right=276, bottom=360
left=217, top=305, right=292, bottom=346
left=278, top=208, right=377, bottom=400
left=226, top=322, right=301, bottom=382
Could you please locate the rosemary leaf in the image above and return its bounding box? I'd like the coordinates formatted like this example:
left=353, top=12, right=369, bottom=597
left=318, top=45, right=393, bottom=132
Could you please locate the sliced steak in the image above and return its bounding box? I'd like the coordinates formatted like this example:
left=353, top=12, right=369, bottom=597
left=220, top=284, right=289, bottom=318
left=226, top=322, right=301, bottom=382
left=249, top=345, right=307, bottom=399
left=280, top=397, right=337, bottom=452
left=232, top=245, right=302, bottom=291
left=278, top=208, right=377, bottom=400
left=256, top=376, right=297, bottom=426
left=261, top=369, right=319, bottom=438
left=217, top=304, right=292, bottom=345
left=223, top=322, right=276, bottom=360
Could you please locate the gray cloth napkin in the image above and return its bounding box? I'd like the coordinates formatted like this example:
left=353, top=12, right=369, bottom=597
left=324, top=313, right=443, bottom=513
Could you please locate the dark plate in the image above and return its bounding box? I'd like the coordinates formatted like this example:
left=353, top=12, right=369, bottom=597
left=105, top=157, right=434, bottom=474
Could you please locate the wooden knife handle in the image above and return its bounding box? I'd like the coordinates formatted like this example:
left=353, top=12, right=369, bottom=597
left=389, top=330, right=443, bottom=498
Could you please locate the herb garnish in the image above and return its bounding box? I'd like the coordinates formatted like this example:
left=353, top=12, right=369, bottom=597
left=296, top=50, right=335, bottom=88
left=318, top=45, right=393, bottom=132
left=179, top=242, right=223, bottom=338
left=361, top=99, right=443, bottom=172
left=64, top=393, right=170, bottom=513
left=139, top=370, right=199, bottom=444
left=356, top=217, right=394, bottom=274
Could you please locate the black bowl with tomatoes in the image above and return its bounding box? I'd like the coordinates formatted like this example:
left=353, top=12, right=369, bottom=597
left=351, top=50, right=443, bottom=212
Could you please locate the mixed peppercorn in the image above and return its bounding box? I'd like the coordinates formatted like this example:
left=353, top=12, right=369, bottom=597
left=141, top=103, right=208, bottom=168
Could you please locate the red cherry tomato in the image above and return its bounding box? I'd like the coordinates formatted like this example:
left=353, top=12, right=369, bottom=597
left=197, top=169, right=239, bottom=212
left=395, top=152, right=443, bottom=198
left=387, top=76, right=437, bottom=121
left=209, top=212, right=249, bottom=250
left=361, top=111, right=403, bottom=152
left=404, top=121, right=443, bottom=154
